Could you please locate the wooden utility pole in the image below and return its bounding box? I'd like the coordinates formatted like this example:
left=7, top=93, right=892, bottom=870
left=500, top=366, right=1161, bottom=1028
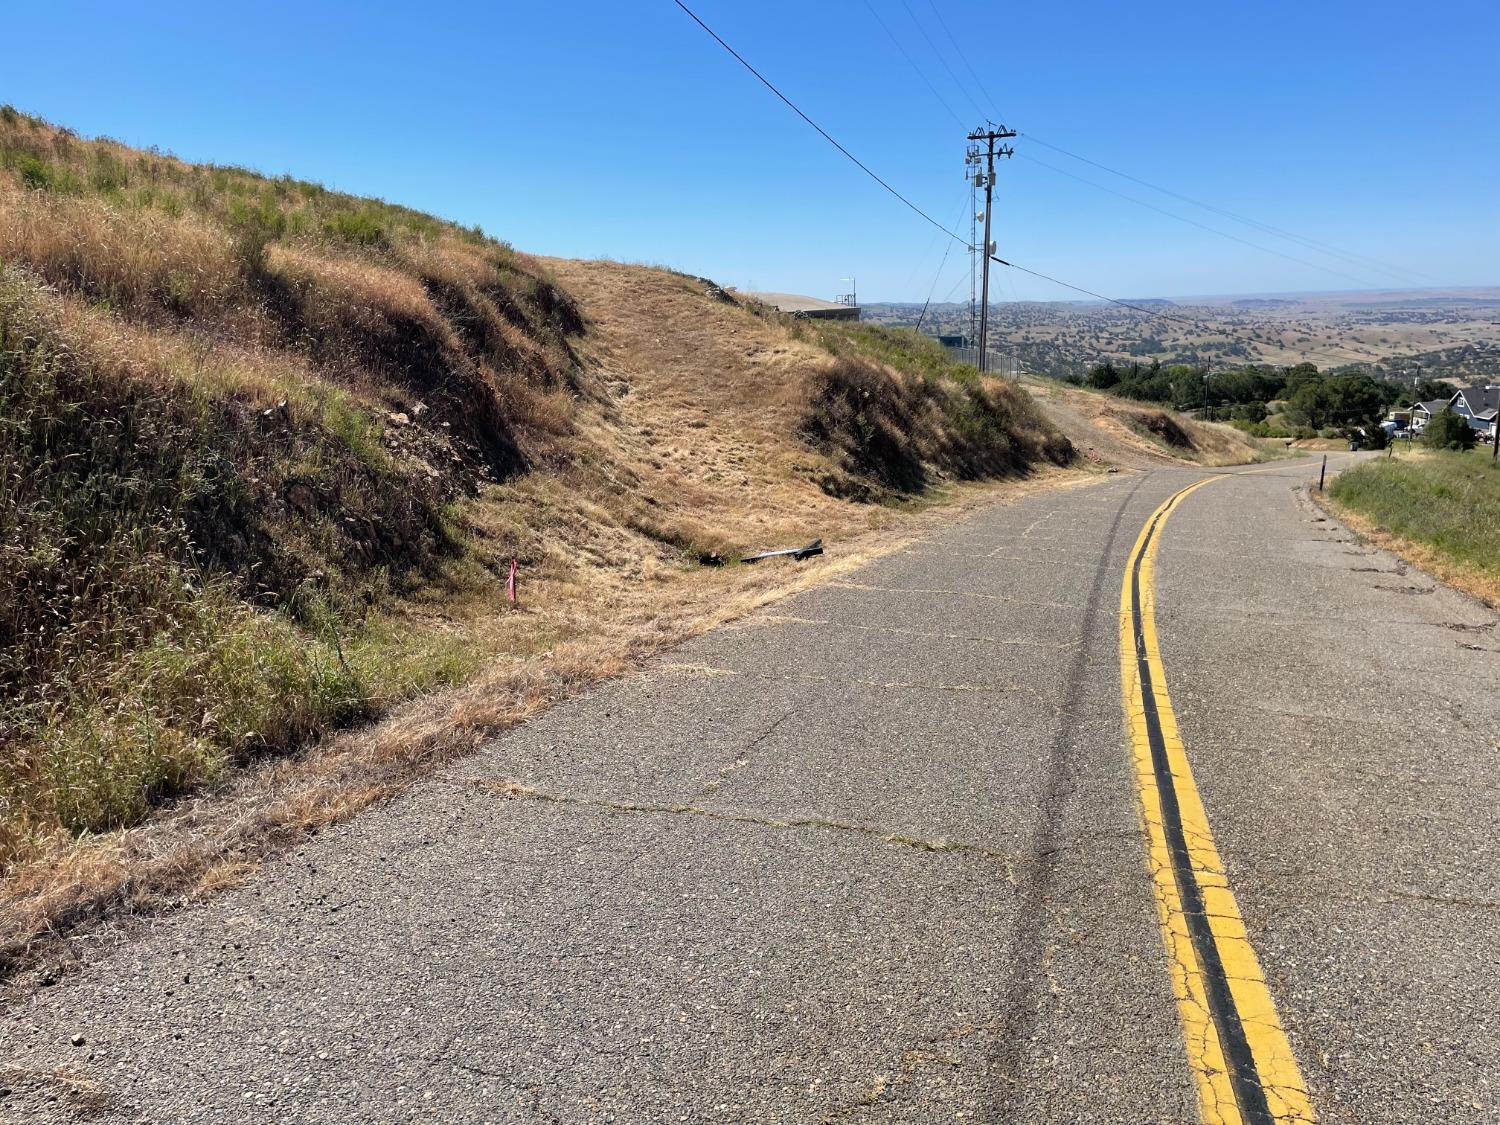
left=967, top=126, right=1015, bottom=374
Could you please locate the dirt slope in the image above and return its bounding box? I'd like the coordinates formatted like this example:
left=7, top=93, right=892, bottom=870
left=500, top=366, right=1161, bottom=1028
left=540, top=258, right=871, bottom=553
left=1024, top=377, right=1271, bottom=468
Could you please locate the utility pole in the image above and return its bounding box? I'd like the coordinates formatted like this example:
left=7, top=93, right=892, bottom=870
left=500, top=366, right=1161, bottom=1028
left=968, top=125, right=1016, bottom=374
left=965, top=145, right=979, bottom=347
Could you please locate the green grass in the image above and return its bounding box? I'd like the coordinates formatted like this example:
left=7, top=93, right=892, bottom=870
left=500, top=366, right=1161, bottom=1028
left=802, top=320, right=984, bottom=385
left=0, top=106, right=500, bottom=252
left=1330, top=450, right=1500, bottom=576
left=0, top=264, right=475, bottom=864
left=0, top=111, right=597, bottom=870
left=11, top=586, right=478, bottom=842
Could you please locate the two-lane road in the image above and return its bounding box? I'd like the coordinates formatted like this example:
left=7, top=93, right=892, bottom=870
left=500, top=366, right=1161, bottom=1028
left=3, top=458, right=1496, bottom=1123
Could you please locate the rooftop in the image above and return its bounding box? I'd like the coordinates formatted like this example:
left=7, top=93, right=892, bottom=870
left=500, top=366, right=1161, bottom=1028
left=738, top=291, right=860, bottom=319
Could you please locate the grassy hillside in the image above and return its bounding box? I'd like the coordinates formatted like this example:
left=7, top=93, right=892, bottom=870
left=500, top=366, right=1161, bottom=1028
left=0, top=109, right=1075, bottom=902
left=1328, top=449, right=1500, bottom=605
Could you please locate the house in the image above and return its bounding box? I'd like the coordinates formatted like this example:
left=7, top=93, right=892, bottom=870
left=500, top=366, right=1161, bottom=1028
left=1409, top=398, right=1451, bottom=431
left=1448, top=384, right=1499, bottom=433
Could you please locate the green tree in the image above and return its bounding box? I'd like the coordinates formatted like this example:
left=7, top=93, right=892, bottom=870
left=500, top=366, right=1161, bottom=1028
left=1085, top=361, right=1120, bottom=390
left=1423, top=408, right=1478, bottom=451
left=1232, top=402, right=1268, bottom=424
left=1287, top=380, right=1332, bottom=429
left=1283, top=363, right=1322, bottom=396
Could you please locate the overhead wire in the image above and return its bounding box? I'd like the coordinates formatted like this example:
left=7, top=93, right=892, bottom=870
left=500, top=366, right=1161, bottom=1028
left=862, top=0, right=966, bottom=129
left=1015, top=152, right=1376, bottom=288
left=915, top=198, right=971, bottom=330
left=670, top=0, right=1383, bottom=370
left=669, top=0, right=967, bottom=244
left=921, top=0, right=1001, bottom=117
left=987, top=255, right=1381, bottom=369
left=895, top=0, right=989, bottom=120
left=1020, top=133, right=1443, bottom=288
left=897, top=0, right=1442, bottom=291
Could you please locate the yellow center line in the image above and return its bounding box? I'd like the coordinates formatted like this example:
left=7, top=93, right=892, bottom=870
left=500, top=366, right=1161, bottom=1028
left=1119, top=475, right=1316, bottom=1125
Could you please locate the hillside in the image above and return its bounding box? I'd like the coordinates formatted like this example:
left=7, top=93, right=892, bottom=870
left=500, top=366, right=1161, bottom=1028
left=1022, top=377, right=1269, bottom=468
left=0, top=112, right=1097, bottom=972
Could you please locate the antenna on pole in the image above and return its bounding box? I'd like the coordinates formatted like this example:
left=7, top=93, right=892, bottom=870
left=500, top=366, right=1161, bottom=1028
left=965, top=143, right=981, bottom=347
left=966, top=125, right=1016, bottom=374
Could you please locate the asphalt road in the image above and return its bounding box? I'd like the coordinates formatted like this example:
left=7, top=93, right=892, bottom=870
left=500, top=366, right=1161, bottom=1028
left=3, top=457, right=1497, bottom=1124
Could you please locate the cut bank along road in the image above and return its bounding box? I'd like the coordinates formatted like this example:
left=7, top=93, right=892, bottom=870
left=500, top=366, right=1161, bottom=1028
left=3, top=459, right=1497, bottom=1124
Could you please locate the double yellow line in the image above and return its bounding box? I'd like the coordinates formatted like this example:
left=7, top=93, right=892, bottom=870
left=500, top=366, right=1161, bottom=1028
left=1119, top=476, right=1316, bottom=1125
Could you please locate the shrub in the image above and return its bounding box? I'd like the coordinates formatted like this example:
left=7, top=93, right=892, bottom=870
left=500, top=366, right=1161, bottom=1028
left=11, top=153, right=79, bottom=193
left=1424, top=408, right=1478, bottom=451
left=323, top=210, right=388, bottom=247
left=226, top=196, right=287, bottom=276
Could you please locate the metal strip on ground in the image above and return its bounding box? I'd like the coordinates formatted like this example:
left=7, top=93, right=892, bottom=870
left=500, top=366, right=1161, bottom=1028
left=1119, top=477, right=1316, bottom=1125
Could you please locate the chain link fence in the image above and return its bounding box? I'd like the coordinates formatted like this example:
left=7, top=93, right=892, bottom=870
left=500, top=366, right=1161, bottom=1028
left=941, top=344, right=1023, bottom=377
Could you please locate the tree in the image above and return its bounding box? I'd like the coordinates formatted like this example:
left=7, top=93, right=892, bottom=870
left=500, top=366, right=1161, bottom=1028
left=1232, top=402, right=1268, bottom=424
left=1086, top=361, right=1120, bottom=390
left=1283, top=363, right=1322, bottom=397
left=1411, top=378, right=1453, bottom=403
left=1287, top=380, right=1333, bottom=429
left=1423, top=408, right=1478, bottom=451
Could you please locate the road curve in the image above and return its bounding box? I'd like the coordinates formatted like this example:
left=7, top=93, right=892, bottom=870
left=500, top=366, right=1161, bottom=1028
left=2, top=457, right=1496, bottom=1124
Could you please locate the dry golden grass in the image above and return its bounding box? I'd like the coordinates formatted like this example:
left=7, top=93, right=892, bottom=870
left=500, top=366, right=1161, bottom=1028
left=0, top=191, right=244, bottom=320
left=1020, top=376, right=1270, bottom=468
left=0, top=118, right=1085, bottom=986
left=0, top=253, right=1083, bottom=986
left=0, top=466, right=1074, bottom=990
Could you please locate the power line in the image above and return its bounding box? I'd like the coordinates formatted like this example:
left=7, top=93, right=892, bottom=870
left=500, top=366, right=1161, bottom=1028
left=873, top=4, right=1438, bottom=293
left=1017, top=152, right=1478, bottom=353
left=875, top=7, right=1439, bottom=292
left=915, top=202, right=968, bottom=330
left=1022, top=133, right=1443, bottom=287
left=1017, top=152, right=1376, bottom=289
left=669, top=1, right=1386, bottom=373
left=670, top=0, right=965, bottom=244
left=922, top=0, right=1001, bottom=118
left=862, top=0, right=966, bottom=128
left=895, top=0, right=988, bottom=120
left=987, top=255, right=1381, bottom=369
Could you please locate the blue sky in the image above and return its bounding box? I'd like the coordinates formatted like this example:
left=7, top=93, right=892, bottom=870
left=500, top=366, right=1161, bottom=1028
left=5, top=1, right=1497, bottom=301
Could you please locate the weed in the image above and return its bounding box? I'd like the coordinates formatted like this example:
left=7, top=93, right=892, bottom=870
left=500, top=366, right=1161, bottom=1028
left=322, top=209, right=388, bottom=247
left=1330, top=452, right=1500, bottom=578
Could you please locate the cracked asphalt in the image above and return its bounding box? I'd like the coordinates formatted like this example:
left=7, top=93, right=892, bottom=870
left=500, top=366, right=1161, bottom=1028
left=3, top=457, right=1497, bottom=1123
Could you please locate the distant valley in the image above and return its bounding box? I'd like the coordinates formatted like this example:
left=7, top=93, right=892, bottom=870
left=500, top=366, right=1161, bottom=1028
left=862, top=286, right=1500, bottom=384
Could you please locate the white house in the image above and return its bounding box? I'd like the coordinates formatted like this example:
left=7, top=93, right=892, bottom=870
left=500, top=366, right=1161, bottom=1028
left=1409, top=398, right=1451, bottom=430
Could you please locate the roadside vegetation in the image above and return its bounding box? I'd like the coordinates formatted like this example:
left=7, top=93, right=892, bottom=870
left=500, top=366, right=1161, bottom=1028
left=1073, top=358, right=1450, bottom=442
left=0, top=108, right=590, bottom=872
left=1018, top=376, right=1274, bottom=468
left=1328, top=447, right=1500, bottom=605
left=790, top=322, right=1071, bottom=498
left=0, top=111, right=1085, bottom=973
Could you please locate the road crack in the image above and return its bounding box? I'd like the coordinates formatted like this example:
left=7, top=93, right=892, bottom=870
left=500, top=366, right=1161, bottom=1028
left=469, top=779, right=1017, bottom=874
